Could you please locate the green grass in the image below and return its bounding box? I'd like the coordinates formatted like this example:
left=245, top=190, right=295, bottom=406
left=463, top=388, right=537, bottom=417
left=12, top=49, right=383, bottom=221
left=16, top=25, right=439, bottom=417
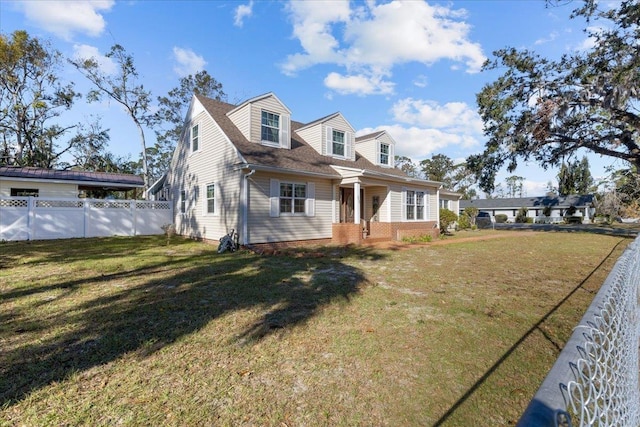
left=0, top=232, right=631, bottom=426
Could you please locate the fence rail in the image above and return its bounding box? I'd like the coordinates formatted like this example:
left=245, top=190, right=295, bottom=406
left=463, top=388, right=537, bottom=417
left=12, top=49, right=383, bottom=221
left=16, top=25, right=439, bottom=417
left=518, top=236, right=640, bottom=426
left=0, top=197, right=173, bottom=241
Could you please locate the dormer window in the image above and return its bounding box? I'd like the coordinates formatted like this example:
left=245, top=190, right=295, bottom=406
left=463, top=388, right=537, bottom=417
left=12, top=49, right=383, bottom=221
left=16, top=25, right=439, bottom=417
left=380, top=143, right=390, bottom=165
left=332, top=130, right=345, bottom=157
left=261, top=111, right=280, bottom=144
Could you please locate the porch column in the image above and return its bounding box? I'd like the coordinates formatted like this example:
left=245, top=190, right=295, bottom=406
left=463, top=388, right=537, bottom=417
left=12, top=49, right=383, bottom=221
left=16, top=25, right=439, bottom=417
left=354, top=182, right=361, bottom=225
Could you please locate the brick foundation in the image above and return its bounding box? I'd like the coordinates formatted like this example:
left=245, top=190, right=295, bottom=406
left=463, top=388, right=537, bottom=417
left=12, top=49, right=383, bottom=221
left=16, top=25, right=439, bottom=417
left=332, top=221, right=439, bottom=244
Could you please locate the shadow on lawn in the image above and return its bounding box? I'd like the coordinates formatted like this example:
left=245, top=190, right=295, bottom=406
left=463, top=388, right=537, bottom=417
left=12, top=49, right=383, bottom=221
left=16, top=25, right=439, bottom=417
left=432, top=237, right=630, bottom=426
left=1, top=239, right=386, bottom=406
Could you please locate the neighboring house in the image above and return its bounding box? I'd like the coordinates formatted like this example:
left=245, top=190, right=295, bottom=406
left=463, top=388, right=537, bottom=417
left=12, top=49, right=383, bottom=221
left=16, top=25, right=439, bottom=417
left=160, top=92, right=444, bottom=247
left=0, top=167, right=144, bottom=198
left=460, top=195, right=595, bottom=223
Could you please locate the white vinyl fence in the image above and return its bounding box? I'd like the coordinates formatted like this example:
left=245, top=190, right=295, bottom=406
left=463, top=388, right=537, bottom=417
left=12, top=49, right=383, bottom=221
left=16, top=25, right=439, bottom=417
left=0, top=197, right=173, bottom=241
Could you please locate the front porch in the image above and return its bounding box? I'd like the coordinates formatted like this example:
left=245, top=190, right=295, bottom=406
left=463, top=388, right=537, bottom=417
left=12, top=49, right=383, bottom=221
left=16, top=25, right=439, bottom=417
left=330, top=180, right=439, bottom=245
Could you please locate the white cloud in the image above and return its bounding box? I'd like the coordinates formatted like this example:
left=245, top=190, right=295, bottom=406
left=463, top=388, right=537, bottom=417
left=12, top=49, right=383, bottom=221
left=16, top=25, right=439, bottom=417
left=412, top=75, right=429, bottom=88
left=574, top=26, right=603, bottom=51
left=391, top=98, right=484, bottom=134
left=234, top=1, right=254, bottom=27
left=534, top=31, right=558, bottom=45
left=18, top=0, right=114, bottom=40
left=324, top=72, right=395, bottom=96
left=282, top=0, right=486, bottom=95
left=357, top=123, right=479, bottom=161
left=72, top=44, right=117, bottom=75
left=355, top=97, right=484, bottom=161
left=172, top=47, right=207, bottom=77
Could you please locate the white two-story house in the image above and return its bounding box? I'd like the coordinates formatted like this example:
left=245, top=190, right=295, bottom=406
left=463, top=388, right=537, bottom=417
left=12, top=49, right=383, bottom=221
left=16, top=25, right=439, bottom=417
left=159, top=92, right=444, bottom=247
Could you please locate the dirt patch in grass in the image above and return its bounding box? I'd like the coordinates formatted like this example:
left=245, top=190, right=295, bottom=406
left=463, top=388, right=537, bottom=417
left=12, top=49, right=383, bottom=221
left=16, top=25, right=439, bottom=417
left=0, top=233, right=631, bottom=426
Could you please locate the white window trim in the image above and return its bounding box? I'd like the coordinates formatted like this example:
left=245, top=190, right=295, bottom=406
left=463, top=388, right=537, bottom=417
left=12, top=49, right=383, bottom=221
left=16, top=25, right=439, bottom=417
left=203, top=182, right=220, bottom=216
left=191, top=123, right=199, bottom=154
left=402, top=187, right=428, bottom=221
left=179, top=189, right=187, bottom=214
left=378, top=142, right=393, bottom=167
left=325, top=126, right=353, bottom=160
left=270, top=178, right=315, bottom=217
left=261, top=110, right=280, bottom=147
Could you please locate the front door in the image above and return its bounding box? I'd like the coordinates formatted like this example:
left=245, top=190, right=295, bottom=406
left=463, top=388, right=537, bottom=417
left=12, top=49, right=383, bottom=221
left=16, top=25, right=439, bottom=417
left=340, top=188, right=355, bottom=223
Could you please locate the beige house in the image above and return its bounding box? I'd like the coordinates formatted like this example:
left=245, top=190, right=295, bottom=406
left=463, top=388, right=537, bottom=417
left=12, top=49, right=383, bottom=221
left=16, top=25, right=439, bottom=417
left=161, top=92, right=443, bottom=247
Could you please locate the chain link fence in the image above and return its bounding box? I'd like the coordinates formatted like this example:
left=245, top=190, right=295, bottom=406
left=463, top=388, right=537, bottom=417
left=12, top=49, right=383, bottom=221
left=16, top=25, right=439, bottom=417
left=518, top=236, right=640, bottom=426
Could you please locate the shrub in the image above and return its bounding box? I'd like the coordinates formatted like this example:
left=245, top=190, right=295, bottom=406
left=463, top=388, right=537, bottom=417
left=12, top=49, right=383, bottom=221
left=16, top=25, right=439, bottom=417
left=515, top=207, right=529, bottom=223
left=458, top=214, right=471, bottom=230
left=495, top=214, right=508, bottom=223
left=463, top=207, right=479, bottom=226
left=542, top=205, right=552, bottom=217
left=402, top=234, right=433, bottom=243
left=439, top=208, right=458, bottom=233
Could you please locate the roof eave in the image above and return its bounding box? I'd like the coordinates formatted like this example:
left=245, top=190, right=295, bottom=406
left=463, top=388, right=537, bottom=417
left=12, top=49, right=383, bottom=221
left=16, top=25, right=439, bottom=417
left=237, top=163, right=340, bottom=179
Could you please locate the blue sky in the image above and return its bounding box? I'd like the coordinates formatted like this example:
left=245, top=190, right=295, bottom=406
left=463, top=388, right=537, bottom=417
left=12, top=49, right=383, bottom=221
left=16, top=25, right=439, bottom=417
left=0, top=0, right=618, bottom=195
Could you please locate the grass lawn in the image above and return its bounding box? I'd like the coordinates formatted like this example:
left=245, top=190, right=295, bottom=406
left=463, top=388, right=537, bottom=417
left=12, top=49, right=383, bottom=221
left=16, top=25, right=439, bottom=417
left=0, top=231, right=631, bottom=426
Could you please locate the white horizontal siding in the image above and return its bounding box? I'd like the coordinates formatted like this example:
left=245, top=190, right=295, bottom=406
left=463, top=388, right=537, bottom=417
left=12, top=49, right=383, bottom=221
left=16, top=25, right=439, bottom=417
left=167, top=108, right=242, bottom=240
left=227, top=103, right=251, bottom=141
left=0, top=180, right=78, bottom=198
left=247, top=172, right=333, bottom=244
left=296, top=125, right=322, bottom=154
left=250, top=96, right=289, bottom=144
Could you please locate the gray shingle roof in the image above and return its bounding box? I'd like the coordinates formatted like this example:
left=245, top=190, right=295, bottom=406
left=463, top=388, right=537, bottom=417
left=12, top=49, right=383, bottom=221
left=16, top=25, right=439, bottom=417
left=0, top=166, right=144, bottom=187
left=460, top=195, right=594, bottom=210
left=195, top=94, right=413, bottom=180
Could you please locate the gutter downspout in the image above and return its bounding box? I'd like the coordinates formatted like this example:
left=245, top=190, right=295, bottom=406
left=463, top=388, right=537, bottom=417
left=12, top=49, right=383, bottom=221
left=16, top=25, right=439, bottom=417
left=242, top=169, right=256, bottom=245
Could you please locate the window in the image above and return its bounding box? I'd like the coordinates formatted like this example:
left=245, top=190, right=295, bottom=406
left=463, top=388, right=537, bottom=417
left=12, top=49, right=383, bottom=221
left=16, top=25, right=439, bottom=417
left=280, top=182, right=306, bottom=214
left=332, top=130, right=345, bottom=157
left=405, top=190, right=426, bottom=220
left=261, top=111, right=280, bottom=144
left=406, top=191, right=415, bottom=220
left=270, top=179, right=314, bottom=217
left=416, top=191, right=425, bottom=219
left=380, top=143, right=390, bottom=165
left=191, top=124, right=199, bottom=152
left=11, top=188, right=39, bottom=197
left=440, top=199, right=450, bottom=209
left=206, top=184, right=215, bottom=214
left=180, top=190, right=186, bottom=214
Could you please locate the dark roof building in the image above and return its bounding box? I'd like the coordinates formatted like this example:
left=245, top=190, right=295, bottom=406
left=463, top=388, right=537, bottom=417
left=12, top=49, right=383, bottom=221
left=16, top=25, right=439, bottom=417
left=460, top=195, right=594, bottom=211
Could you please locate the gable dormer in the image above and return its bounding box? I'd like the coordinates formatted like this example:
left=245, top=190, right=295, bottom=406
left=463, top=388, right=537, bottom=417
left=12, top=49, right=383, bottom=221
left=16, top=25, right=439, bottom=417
left=226, top=92, right=291, bottom=149
left=297, top=112, right=355, bottom=161
left=355, top=130, right=396, bottom=168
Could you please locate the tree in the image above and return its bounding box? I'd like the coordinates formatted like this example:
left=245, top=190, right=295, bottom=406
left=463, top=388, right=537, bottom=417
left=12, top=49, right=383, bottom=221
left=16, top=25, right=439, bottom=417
left=0, top=30, right=102, bottom=168
left=152, top=70, right=225, bottom=181
left=418, top=153, right=478, bottom=198
left=557, top=156, right=594, bottom=195
left=420, top=154, right=453, bottom=182
left=70, top=44, right=157, bottom=191
left=469, top=0, right=640, bottom=193
left=505, top=175, right=525, bottom=197
left=395, top=155, right=421, bottom=178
